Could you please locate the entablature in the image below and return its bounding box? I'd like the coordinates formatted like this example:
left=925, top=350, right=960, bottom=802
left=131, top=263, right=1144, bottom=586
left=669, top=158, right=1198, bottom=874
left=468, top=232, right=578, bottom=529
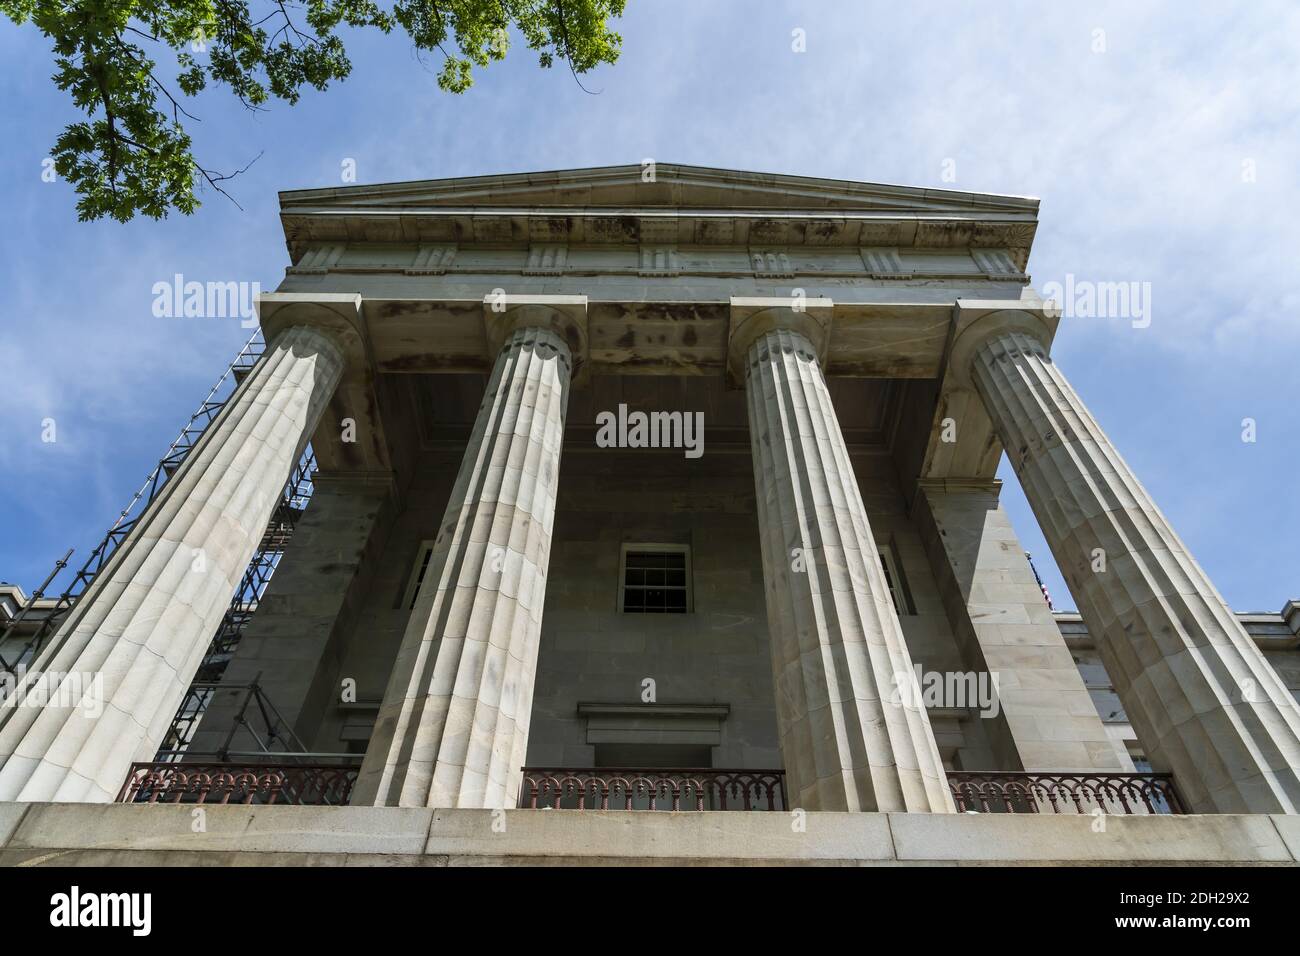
left=267, top=166, right=1048, bottom=486
left=284, top=240, right=1030, bottom=283
left=263, top=291, right=1033, bottom=380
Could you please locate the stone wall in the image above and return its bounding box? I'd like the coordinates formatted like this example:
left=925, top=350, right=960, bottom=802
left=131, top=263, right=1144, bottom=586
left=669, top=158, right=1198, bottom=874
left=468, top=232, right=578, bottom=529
left=1, top=803, right=1296, bottom=866
left=280, top=376, right=1014, bottom=774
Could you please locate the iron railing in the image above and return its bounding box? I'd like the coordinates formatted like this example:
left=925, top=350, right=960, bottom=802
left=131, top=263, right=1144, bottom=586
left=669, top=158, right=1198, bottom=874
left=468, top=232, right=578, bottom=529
left=114, top=764, right=1185, bottom=814
left=519, top=768, right=787, bottom=811
left=948, top=771, right=1184, bottom=814
left=117, top=760, right=361, bottom=806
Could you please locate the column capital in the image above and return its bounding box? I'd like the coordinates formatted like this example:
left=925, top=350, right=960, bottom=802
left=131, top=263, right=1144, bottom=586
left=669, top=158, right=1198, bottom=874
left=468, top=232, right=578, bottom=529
left=256, top=292, right=392, bottom=475
left=945, top=299, right=1058, bottom=389
left=482, top=293, right=588, bottom=381
left=726, top=295, right=833, bottom=388
left=256, top=292, right=358, bottom=365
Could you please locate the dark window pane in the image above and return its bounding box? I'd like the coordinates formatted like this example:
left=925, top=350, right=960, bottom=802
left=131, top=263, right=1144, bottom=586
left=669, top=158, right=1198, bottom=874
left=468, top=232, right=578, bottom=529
left=409, top=548, right=434, bottom=609
left=623, top=550, right=690, bottom=613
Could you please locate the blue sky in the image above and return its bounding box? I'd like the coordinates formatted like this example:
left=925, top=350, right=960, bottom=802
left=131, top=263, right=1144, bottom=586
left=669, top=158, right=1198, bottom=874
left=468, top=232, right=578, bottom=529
left=1, top=1, right=1297, bottom=612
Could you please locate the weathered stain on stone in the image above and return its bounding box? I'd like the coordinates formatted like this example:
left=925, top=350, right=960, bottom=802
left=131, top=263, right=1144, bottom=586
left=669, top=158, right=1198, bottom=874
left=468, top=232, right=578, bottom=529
left=807, top=220, right=842, bottom=241
left=379, top=353, right=489, bottom=372
left=587, top=216, right=638, bottom=242
left=563, top=324, right=583, bottom=356
left=537, top=216, right=571, bottom=238
left=373, top=301, right=411, bottom=320
left=826, top=356, right=936, bottom=378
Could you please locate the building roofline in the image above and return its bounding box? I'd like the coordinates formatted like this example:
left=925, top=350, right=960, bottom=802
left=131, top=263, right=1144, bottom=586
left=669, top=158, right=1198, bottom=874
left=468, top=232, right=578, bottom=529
left=277, top=162, right=1041, bottom=213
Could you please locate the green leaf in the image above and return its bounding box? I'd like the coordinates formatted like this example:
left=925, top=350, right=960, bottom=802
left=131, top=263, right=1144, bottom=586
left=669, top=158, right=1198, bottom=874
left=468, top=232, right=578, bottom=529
left=4, top=0, right=628, bottom=221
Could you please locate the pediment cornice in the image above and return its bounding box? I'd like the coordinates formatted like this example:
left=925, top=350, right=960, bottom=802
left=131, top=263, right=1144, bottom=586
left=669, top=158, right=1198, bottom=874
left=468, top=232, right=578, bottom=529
left=280, top=163, right=1039, bottom=214
left=278, top=163, right=1039, bottom=264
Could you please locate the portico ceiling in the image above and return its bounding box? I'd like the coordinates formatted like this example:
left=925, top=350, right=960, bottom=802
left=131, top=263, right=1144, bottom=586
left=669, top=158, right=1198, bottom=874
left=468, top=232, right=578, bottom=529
left=402, top=369, right=901, bottom=450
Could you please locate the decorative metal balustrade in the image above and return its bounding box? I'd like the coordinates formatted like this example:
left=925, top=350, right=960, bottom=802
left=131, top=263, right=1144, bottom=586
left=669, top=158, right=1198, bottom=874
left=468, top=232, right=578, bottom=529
left=114, top=763, right=1183, bottom=814
left=117, top=761, right=360, bottom=806
left=947, top=771, right=1185, bottom=815
left=519, top=768, right=787, bottom=811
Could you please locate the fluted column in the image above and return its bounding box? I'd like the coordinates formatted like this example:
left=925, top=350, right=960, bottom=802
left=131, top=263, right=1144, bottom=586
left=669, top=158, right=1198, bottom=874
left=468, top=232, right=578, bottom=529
left=357, top=322, right=572, bottom=808
left=742, top=319, right=953, bottom=812
left=964, top=317, right=1300, bottom=813
left=0, top=325, right=344, bottom=802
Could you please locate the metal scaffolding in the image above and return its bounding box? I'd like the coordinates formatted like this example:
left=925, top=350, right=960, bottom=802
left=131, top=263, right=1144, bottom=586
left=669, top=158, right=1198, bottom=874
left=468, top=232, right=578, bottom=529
left=0, top=330, right=318, bottom=759
left=0, top=549, right=71, bottom=673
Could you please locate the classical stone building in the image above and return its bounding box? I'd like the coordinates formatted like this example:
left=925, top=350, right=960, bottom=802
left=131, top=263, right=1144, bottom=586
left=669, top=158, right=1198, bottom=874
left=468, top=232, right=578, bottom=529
left=2, top=165, right=1299, bottom=865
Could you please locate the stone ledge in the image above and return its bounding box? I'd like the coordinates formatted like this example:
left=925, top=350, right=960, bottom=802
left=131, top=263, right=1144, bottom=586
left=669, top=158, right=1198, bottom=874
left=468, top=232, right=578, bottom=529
left=0, top=804, right=1295, bottom=866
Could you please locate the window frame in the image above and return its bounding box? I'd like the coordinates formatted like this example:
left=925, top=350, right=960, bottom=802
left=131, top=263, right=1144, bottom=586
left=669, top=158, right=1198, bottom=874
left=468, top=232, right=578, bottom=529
left=876, top=540, right=915, bottom=617
left=400, top=539, right=438, bottom=611
left=618, top=543, right=693, bottom=614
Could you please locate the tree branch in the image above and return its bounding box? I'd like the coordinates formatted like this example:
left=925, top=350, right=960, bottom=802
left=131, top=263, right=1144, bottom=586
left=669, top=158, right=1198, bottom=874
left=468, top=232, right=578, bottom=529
left=554, top=0, right=600, bottom=95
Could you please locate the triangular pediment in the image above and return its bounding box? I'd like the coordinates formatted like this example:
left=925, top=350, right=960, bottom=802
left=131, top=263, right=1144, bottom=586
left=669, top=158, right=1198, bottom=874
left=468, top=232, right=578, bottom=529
left=280, top=163, right=1038, bottom=218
